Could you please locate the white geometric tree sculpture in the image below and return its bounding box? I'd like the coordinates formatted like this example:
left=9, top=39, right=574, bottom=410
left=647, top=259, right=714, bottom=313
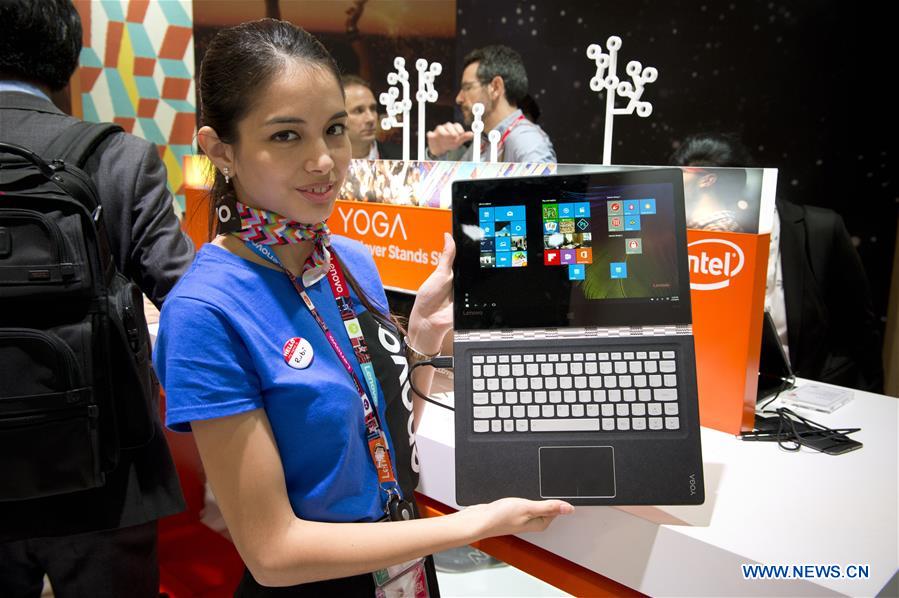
left=415, top=59, right=442, bottom=161
left=379, top=57, right=412, bottom=161
left=470, top=102, right=485, bottom=163
left=488, top=129, right=501, bottom=163
left=586, top=36, right=658, bottom=165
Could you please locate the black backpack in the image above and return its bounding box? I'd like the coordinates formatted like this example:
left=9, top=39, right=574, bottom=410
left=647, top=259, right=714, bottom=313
left=0, top=121, right=157, bottom=501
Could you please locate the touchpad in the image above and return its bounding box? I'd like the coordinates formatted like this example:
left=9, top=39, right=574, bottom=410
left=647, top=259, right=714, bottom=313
left=539, top=446, right=616, bottom=498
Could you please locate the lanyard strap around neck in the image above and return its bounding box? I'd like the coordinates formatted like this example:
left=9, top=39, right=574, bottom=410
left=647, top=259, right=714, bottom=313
left=496, top=114, right=527, bottom=154
left=480, top=114, right=527, bottom=160
left=242, top=240, right=400, bottom=497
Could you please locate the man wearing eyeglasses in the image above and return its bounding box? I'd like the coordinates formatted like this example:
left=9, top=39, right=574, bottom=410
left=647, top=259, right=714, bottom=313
left=426, top=45, right=556, bottom=163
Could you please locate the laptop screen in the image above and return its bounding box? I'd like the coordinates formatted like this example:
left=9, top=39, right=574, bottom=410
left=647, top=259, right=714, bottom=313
left=452, top=169, right=692, bottom=330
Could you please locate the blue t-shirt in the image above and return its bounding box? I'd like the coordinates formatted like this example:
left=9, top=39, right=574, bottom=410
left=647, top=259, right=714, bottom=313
left=153, top=236, right=398, bottom=523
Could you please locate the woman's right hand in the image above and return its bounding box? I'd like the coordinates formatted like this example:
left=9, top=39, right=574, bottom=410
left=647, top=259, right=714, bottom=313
left=457, top=497, right=574, bottom=539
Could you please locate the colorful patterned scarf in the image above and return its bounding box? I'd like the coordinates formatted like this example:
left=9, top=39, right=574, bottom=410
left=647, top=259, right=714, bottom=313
left=232, top=201, right=331, bottom=271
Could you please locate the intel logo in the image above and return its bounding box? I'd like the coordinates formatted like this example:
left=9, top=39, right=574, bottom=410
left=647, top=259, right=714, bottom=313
left=687, top=238, right=745, bottom=291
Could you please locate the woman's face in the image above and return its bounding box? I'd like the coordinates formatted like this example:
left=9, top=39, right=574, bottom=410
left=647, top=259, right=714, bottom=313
left=229, top=61, right=350, bottom=224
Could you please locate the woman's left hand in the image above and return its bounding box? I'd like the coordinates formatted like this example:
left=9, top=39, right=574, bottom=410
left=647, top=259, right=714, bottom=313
left=407, top=233, right=455, bottom=354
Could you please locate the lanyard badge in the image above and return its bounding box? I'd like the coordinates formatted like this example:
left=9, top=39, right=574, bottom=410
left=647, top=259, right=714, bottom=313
left=325, top=260, right=381, bottom=406
left=368, top=433, right=396, bottom=483
left=242, top=241, right=403, bottom=505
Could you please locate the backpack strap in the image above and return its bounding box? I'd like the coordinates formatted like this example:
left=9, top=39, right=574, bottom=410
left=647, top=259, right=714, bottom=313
left=44, top=121, right=124, bottom=169
left=44, top=121, right=125, bottom=285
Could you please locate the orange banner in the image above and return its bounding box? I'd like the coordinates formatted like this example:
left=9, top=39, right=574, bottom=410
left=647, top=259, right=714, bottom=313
left=184, top=187, right=768, bottom=435
left=687, top=230, right=770, bottom=433
left=327, top=200, right=451, bottom=293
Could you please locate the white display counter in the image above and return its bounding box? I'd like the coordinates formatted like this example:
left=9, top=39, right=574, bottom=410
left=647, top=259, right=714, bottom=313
left=416, top=379, right=898, bottom=597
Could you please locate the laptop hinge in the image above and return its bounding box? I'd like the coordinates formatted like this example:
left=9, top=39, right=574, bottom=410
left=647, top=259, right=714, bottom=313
left=455, top=324, right=693, bottom=342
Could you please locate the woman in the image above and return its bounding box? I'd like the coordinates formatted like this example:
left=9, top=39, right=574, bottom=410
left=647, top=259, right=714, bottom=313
left=154, top=19, right=572, bottom=596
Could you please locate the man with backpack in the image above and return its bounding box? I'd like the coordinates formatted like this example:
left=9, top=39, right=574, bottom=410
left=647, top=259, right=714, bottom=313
left=0, top=1, right=194, bottom=595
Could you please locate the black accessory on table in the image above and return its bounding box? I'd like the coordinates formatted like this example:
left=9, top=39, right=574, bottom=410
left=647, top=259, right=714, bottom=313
left=757, top=310, right=795, bottom=400
left=740, top=408, right=862, bottom=455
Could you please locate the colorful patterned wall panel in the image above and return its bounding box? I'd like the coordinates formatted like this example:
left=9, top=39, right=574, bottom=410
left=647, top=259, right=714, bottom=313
left=75, top=0, right=195, bottom=214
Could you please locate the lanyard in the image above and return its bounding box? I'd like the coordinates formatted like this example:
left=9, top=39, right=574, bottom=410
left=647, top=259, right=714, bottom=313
left=243, top=241, right=401, bottom=497
left=497, top=114, right=527, bottom=150
left=479, top=114, right=527, bottom=160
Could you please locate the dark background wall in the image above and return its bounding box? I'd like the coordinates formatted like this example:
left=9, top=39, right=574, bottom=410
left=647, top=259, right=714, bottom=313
left=455, top=0, right=895, bottom=331
left=193, top=0, right=460, bottom=148
left=192, top=0, right=894, bottom=333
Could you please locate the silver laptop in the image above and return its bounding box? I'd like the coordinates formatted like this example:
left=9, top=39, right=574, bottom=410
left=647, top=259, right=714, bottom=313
left=451, top=169, right=704, bottom=505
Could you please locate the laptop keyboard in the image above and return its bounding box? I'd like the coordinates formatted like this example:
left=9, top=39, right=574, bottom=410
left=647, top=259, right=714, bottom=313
left=469, top=349, right=681, bottom=433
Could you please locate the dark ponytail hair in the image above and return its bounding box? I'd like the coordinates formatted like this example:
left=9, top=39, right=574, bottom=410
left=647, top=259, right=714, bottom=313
left=198, top=18, right=341, bottom=239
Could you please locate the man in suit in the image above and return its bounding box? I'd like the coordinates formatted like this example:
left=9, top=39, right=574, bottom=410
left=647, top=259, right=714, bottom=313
left=671, top=133, right=883, bottom=393
left=341, top=75, right=402, bottom=160
left=0, top=1, right=194, bottom=595
left=776, top=199, right=883, bottom=391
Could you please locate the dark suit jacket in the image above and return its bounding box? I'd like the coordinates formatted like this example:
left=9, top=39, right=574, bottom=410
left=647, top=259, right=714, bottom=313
left=0, top=90, right=194, bottom=540
left=779, top=199, right=883, bottom=392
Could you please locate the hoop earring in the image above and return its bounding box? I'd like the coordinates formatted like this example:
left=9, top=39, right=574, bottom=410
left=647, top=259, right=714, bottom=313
left=216, top=195, right=241, bottom=234
left=223, top=167, right=231, bottom=184
left=217, top=204, right=232, bottom=223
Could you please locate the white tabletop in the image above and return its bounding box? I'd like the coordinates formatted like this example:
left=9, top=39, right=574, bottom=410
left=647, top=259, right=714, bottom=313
left=416, top=380, right=899, bottom=597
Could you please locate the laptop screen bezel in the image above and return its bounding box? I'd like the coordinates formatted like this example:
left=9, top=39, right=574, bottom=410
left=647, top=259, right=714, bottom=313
left=452, top=168, right=693, bottom=330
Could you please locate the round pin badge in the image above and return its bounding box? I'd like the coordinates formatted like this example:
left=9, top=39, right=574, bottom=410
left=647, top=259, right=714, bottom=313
left=282, top=337, right=314, bottom=369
